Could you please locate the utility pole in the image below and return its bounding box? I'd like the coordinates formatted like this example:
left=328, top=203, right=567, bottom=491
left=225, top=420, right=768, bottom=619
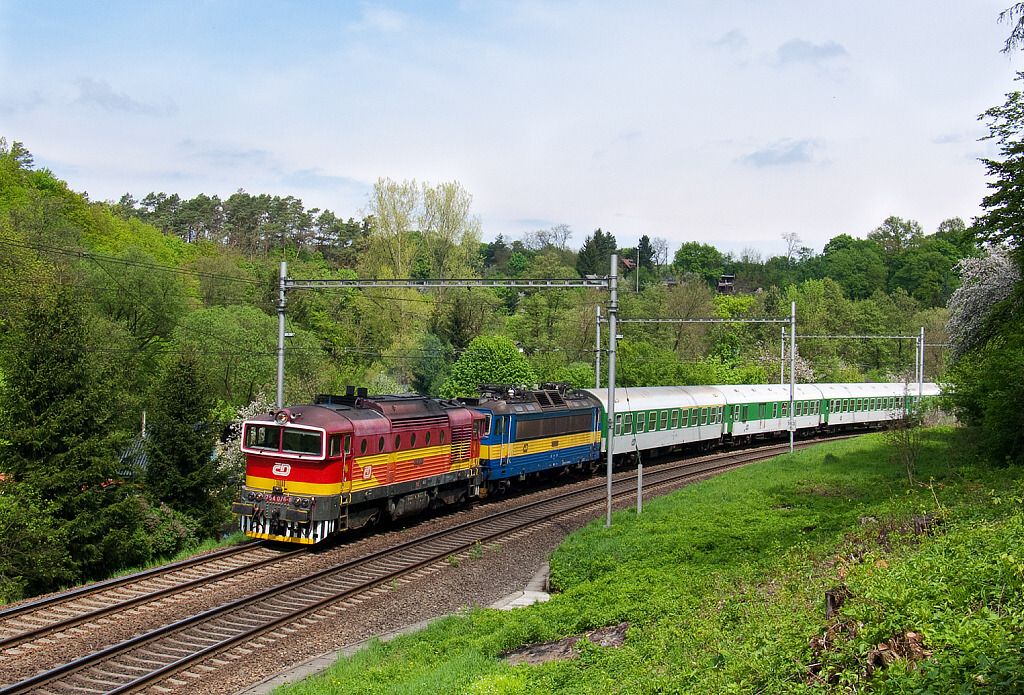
left=789, top=301, right=796, bottom=453
left=636, top=246, right=640, bottom=293
left=595, top=305, right=602, bottom=389
left=276, top=260, right=287, bottom=409
left=918, top=326, right=924, bottom=405
left=780, top=327, right=786, bottom=385
left=606, top=254, right=618, bottom=528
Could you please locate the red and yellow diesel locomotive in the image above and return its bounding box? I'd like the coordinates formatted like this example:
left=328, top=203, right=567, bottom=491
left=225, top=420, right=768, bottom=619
left=232, top=387, right=485, bottom=544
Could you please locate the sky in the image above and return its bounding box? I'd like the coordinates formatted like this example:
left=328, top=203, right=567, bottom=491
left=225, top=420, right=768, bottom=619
left=0, top=1, right=1021, bottom=257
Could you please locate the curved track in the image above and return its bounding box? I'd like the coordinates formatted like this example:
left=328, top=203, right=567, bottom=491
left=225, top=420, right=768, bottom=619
left=0, top=437, right=835, bottom=694
left=0, top=543, right=305, bottom=652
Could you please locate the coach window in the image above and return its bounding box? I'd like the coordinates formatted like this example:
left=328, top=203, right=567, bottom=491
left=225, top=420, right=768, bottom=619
left=636, top=413, right=645, bottom=433
left=670, top=410, right=679, bottom=428
left=649, top=412, right=657, bottom=430
left=660, top=410, right=668, bottom=429
left=614, top=414, right=622, bottom=435
left=329, top=435, right=342, bottom=458
left=624, top=413, right=633, bottom=434
left=360, top=439, right=367, bottom=455
left=781, top=403, right=788, bottom=418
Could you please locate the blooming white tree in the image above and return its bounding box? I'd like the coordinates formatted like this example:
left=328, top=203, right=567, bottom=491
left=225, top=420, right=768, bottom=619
left=214, top=395, right=273, bottom=483
left=946, top=246, right=1021, bottom=360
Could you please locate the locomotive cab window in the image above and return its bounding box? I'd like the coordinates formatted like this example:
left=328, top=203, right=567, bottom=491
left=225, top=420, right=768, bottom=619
left=282, top=428, right=323, bottom=455
left=329, top=434, right=342, bottom=458
left=246, top=424, right=281, bottom=451
left=484, top=415, right=492, bottom=435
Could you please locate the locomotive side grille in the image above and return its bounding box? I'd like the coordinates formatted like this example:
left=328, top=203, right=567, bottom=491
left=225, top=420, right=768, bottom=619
left=391, top=415, right=449, bottom=431
left=450, top=424, right=473, bottom=464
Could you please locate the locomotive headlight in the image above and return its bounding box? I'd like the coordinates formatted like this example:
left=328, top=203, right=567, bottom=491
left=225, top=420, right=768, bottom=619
left=247, top=491, right=255, bottom=501
left=274, top=409, right=292, bottom=424
left=300, top=498, right=311, bottom=509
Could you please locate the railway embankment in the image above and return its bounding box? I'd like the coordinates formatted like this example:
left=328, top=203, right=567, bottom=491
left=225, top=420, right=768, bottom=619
left=275, top=428, right=1024, bottom=693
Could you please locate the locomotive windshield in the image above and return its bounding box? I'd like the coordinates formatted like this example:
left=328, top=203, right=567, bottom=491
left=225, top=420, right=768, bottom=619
left=282, top=429, right=322, bottom=455
left=246, top=424, right=280, bottom=450
left=244, top=424, right=323, bottom=455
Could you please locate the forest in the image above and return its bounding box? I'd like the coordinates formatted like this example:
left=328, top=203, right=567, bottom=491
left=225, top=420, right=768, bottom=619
left=0, top=67, right=1021, bottom=601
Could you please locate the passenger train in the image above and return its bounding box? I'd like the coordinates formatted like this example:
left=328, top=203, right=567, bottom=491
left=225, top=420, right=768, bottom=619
left=232, top=381, right=940, bottom=544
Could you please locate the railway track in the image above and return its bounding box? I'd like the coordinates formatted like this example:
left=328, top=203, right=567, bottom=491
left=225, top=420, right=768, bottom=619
left=0, top=437, right=832, bottom=694
left=0, top=542, right=306, bottom=653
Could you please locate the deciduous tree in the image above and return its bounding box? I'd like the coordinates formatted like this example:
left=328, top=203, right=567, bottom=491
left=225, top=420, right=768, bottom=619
left=439, top=335, right=536, bottom=397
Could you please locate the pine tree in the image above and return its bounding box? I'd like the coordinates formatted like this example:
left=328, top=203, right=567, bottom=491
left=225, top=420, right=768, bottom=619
left=638, top=235, right=656, bottom=270
left=145, top=348, right=228, bottom=535
left=575, top=228, right=618, bottom=276
left=0, top=287, right=135, bottom=578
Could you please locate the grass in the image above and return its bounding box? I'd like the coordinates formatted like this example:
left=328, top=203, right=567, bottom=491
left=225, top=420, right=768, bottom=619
left=275, top=429, right=1024, bottom=693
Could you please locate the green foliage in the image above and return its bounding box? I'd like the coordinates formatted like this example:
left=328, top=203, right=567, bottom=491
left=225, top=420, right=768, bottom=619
left=0, top=480, right=74, bottom=603
left=0, top=286, right=154, bottom=580
left=550, top=362, right=596, bottom=389
left=977, top=72, right=1024, bottom=255
left=173, top=305, right=337, bottom=406
left=672, top=241, right=725, bottom=284
left=821, top=234, right=888, bottom=299
left=410, top=333, right=455, bottom=395
left=944, top=291, right=1024, bottom=465
left=575, top=228, right=617, bottom=277
left=145, top=349, right=229, bottom=535
left=440, top=335, right=537, bottom=397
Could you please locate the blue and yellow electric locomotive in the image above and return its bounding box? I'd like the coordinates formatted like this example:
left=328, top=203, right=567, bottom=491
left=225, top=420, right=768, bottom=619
left=460, top=384, right=602, bottom=494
